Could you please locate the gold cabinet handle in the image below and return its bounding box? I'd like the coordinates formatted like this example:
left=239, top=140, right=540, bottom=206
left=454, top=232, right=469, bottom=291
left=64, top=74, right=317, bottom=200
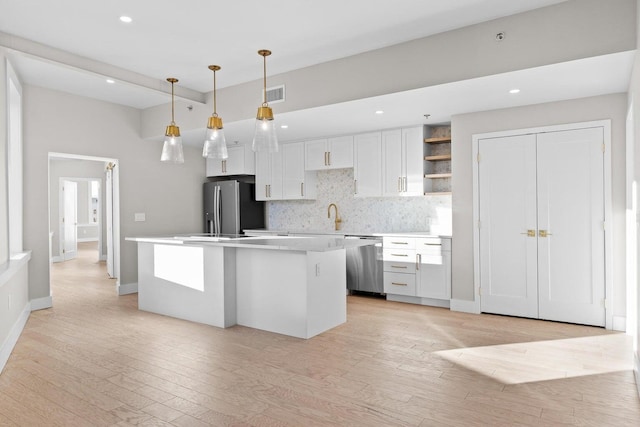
left=539, top=230, right=552, bottom=238
left=391, top=242, right=408, bottom=245
left=416, top=253, right=421, bottom=270
left=300, top=182, right=304, bottom=197
left=398, top=177, right=402, bottom=192
left=391, top=253, right=409, bottom=257
left=390, top=265, right=407, bottom=269
left=324, top=152, right=328, bottom=166
left=520, top=230, right=536, bottom=237
left=391, top=282, right=408, bottom=286
left=328, top=151, right=331, bottom=166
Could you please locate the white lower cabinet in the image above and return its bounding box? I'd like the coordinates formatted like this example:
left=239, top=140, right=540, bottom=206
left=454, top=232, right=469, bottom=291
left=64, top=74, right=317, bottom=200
left=383, top=235, right=451, bottom=306
left=416, top=238, right=451, bottom=300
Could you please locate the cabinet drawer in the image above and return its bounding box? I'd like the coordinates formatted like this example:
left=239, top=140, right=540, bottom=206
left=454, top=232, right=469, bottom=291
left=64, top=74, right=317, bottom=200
left=383, top=237, right=415, bottom=249
left=415, top=238, right=443, bottom=255
left=384, top=272, right=416, bottom=296
left=383, top=249, right=417, bottom=273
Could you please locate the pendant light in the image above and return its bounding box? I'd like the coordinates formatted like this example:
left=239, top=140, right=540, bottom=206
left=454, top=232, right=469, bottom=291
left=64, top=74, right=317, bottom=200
left=160, top=78, right=184, bottom=163
left=202, top=65, right=228, bottom=159
left=252, top=49, right=278, bottom=153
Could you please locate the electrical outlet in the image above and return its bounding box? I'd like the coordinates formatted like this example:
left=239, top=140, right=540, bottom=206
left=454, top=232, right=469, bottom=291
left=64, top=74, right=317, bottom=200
left=134, top=213, right=146, bottom=222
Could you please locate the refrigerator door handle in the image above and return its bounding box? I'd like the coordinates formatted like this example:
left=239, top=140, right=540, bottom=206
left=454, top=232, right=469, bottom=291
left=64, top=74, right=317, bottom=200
left=214, top=185, right=221, bottom=235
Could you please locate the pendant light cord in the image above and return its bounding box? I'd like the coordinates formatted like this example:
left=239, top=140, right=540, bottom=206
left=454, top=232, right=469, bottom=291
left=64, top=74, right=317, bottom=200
left=170, top=81, right=175, bottom=125
left=213, top=70, right=217, bottom=116
left=262, top=54, right=267, bottom=107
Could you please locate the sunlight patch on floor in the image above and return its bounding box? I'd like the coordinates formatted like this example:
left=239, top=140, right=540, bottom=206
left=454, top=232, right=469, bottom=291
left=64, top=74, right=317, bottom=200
left=434, top=333, right=633, bottom=384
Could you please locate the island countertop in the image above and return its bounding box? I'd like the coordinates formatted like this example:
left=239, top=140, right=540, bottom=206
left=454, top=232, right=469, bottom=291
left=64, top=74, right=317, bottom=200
left=125, top=234, right=376, bottom=252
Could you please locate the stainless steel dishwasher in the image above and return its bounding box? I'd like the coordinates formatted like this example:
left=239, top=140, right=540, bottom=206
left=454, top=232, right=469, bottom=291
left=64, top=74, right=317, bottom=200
left=345, top=235, right=384, bottom=294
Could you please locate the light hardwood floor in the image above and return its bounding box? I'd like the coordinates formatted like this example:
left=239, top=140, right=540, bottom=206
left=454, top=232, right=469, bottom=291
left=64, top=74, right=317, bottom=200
left=0, top=241, right=638, bottom=426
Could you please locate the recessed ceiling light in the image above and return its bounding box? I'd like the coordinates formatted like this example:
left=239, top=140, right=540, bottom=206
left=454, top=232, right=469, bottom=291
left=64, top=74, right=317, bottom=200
left=280, top=125, right=288, bottom=129
left=509, top=89, right=520, bottom=94
left=106, top=79, right=115, bottom=84
left=119, top=16, right=132, bottom=23
left=375, top=110, right=384, bottom=115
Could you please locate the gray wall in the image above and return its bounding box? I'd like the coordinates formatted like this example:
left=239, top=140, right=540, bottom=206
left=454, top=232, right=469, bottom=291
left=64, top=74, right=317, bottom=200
left=24, top=85, right=205, bottom=300
left=49, top=159, right=107, bottom=257
left=451, top=93, right=628, bottom=320
left=0, top=51, right=8, bottom=263
left=140, top=0, right=636, bottom=140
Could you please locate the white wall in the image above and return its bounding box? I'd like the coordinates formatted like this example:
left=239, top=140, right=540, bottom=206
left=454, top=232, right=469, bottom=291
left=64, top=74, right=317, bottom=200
left=267, top=168, right=451, bottom=234
left=451, top=93, right=628, bottom=321
left=23, top=85, right=205, bottom=301
left=141, top=0, right=636, bottom=140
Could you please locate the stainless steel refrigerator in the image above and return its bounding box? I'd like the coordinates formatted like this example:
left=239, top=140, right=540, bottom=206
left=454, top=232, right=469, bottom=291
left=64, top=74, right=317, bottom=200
left=203, top=180, right=265, bottom=235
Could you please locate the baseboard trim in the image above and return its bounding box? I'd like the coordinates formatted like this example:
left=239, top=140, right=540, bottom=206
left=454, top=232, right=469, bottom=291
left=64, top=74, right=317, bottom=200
left=0, top=302, right=30, bottom=373
left=99, top=255, right=107, bottom=261
left=450, top=298, right=481, bottom=314
left=77, top=238, right=99, bottom=243
left=51, top=256, right=63, bottom=263
left=386, top=294, right=450, bottom=308
left=635, top=353, right=640, bottom=399
left=118, top=282, right=138, bottom=295
left=612, top=315, right=626, bottom=332
left=30, top=295, right=53, bottom=311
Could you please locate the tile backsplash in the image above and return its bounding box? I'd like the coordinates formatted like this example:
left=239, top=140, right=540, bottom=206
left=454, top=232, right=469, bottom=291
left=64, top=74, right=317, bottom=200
left=266, top=169, right=452, bottom=234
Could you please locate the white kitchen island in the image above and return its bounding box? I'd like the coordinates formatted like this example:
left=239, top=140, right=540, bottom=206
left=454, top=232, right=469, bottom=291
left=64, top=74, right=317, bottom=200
left=126, top=235, right=374, bottom=339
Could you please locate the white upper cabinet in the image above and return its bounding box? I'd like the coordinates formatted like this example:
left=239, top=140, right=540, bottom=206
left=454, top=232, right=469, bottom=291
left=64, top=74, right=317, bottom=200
left=305, top=136, right=354, bottom=170
left=255, top=150, right=283, bottom=201
left=353, top=132, right=382, bottom=197
left=206, top=144, right=256, bottom=177
left=282, top=142, right=316, bottom=200
left=382, top=126, right=423, bottom=197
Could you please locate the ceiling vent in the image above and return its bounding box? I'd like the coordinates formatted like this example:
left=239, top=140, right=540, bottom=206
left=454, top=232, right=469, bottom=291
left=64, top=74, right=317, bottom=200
left=266, top=84, right=285, bottom=104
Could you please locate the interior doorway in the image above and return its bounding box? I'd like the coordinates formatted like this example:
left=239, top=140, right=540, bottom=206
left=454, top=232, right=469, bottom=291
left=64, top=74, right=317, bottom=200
left=48, top=153, right=120, bottom=292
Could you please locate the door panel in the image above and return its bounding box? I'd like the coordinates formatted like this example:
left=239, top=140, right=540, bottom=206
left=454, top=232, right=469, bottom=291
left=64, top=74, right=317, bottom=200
left=62, top=180, right=78, bottom=261
left=382, top=129, right=403, bottom=196
left=537, top=128, right=605, bottom=326
left=479, top=134, right=538, bottom=318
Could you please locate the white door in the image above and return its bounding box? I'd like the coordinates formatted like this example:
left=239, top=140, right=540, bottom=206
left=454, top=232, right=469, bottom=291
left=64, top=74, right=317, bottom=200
left=224, top=145, right=245, bottom=175
left=537, top=128, right=606, bottom=326
left=305, top=139, right=328, bottom=170
left=479, top=134, right=539, bottom=318
left=354, top=132, right=382, bottom=197
left=105, top=167, right=114, bottom=277
left=381, top=129, right=403, bottom=196
left=327, top=136, right=353, bottom=169
left=282, top=142, right=305, bottom=199
left=62, top=180, right=78, bottom=261
left=402, top=126, right=425, bottom=196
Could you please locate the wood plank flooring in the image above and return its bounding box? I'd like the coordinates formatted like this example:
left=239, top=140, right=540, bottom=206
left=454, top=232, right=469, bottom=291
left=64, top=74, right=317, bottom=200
left=0, top=241, right=638, bottom=426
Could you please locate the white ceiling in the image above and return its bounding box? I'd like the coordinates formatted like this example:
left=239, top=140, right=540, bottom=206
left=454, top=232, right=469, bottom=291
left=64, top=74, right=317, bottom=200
left=3, top=0, right=632, bottom=148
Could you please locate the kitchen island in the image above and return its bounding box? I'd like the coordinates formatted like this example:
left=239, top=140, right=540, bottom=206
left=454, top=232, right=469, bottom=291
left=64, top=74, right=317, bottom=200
left=126, top=235, right=374, bottom=339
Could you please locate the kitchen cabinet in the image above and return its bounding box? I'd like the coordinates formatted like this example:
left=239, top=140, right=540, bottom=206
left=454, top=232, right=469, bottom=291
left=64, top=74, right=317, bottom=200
left=416, top=237, right=451, bottom=300
left=383, top=235, right=451, bottom=306
left=476, top=125, right=606, bottom=327
left=282, top=142, right=316, bottom=199
left=382, top=236, right=416, bottom=295
left=353, top=132, right=382, bottom=197
left=305, top=136, right=354, bottom=170
left=382, top=127, right=424, bottom=197
left=206, top=144, right=255, bottom=177
left=255, top=150, right=283, bottom=201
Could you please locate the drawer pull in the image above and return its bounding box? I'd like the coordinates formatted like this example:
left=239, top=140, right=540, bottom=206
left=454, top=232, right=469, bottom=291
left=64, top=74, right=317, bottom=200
left=390, top=265, right=407, bottom=269
left=391, top=253, right=408, bottom=257
left=391, top=282, right=407, bottom=286
left=423, top=243, right=441, bottom=246
left=391, top=241, right=408, bottom=245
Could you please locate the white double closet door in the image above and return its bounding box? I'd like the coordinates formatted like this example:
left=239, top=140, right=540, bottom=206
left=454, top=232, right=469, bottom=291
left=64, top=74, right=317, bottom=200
left=478, top=127, right=605, bottom=327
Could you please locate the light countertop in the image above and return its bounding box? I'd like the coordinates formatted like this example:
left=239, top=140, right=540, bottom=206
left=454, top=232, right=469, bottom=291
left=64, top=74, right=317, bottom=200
left=244, top=229, right=452, bottom=239
left=125, top=235, right=376, bottom=252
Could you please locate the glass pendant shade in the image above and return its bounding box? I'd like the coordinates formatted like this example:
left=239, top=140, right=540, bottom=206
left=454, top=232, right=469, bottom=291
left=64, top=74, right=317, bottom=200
left=161, top=124, right=184, bottom=163
left=203, top=125, right=228, bottom=159
left=252, top=116, right=279, bottom=153
left=161, top=78, right=184, bottom=163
